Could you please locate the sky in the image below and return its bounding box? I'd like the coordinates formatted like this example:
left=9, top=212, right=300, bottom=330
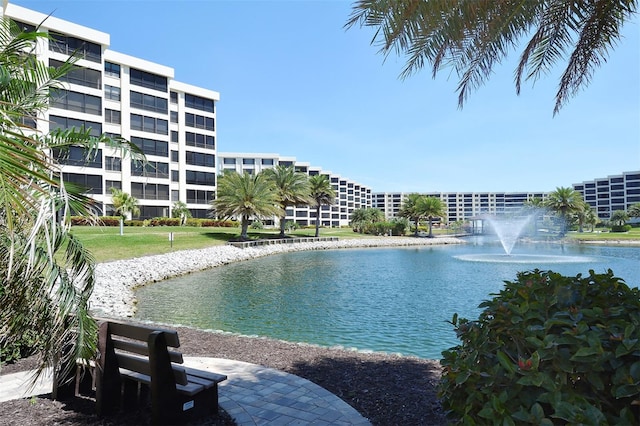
left=10, top=0, right=640, bottom=193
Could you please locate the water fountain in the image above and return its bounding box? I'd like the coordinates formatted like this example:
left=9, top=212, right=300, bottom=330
left=456, top=213, right=591, bottom=263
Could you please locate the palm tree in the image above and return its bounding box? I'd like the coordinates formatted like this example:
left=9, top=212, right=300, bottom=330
left=545, top=187, right=584, bottom=236
left=585, top=207, right=600, bottom=232
left=350, top=207, right=385, bottom=234
left=399, top=193, right=428, bottom=236
left=171, top=201, right=192, bottom=225
left=421, top=196, right=446, bottom=237
left=264, top=165, right=311, bottom=238
left=110, top=188, right=140, bottom=235
left=571, top=200, right=591, bottom=233
left=0, top=18, right=143, bottom=384
left=213, top=171, right=282, bottom=240
left=610, top=210, right=629, bottom=227
left=629, top=203, right=640, bottom=219
left=347, top=1, right=637, bottom=114
left=308, top=174, right=335, bottom=237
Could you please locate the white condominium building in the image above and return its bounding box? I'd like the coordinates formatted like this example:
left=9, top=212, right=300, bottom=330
left=372, top=192, right=548, bottom=224
left=3, top=4, right=219, bottom=219
left=218, top=153, right=372, bottom=228
left=573, top=171, right=640, bottom=221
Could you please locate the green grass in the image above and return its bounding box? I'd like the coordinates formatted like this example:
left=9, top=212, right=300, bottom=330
left=565, top=227, right=640, bottom=242
left=70, top=226, right=364, bottom=262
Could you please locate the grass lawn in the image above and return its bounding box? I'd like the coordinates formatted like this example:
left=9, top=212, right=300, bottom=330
left=565, top=227, right=640, bottom=242
left=70, top=226, right=366, bottom=262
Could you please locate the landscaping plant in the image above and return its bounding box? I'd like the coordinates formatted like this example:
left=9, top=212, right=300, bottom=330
left=439, top=269, right=640, bottom=425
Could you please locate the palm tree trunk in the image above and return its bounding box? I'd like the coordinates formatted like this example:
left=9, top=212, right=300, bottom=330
left=414, top=216, right=419, bottom=236
left=279, top=215, right=286, bottom=238
left=428, top=218, right=433, bottom=237
left=241, top=216, right=249, bottom=240
left=315, top=206, right=320, bottom=237
left=119, top=217, right=124, bottom=236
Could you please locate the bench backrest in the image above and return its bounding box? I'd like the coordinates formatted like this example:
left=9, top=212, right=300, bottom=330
left=98, top=320, right=189, bottom=386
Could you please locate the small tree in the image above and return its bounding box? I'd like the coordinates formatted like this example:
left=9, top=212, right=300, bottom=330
left=171, top=201, right=192, bottom=225
left=110, top=188, right=140, bottom=235
left=264, top=165, right=311, bottom=238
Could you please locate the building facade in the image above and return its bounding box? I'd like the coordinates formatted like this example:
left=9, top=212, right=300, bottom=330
left=4, top=4, right=219, bottom=219
left=573, top=171, right=640, bottom=221
left=218, top=153, right=372, bottom=228
left=373, top=191, right=548, bottom=224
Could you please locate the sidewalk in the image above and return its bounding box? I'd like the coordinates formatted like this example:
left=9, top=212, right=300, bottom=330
left=0, top=357, right=371, bottom=425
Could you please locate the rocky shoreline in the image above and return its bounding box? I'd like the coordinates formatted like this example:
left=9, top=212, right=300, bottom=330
left=90, top=236, right=465, bottom=318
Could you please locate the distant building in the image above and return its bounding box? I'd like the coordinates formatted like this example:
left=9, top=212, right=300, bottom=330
left=573, top=171, right=640, bottom=221
left=372, top=191, right=547, bottom=224
left=3, top=4, right=219, bottom=219
left=218, top=153, right=372, bottom=227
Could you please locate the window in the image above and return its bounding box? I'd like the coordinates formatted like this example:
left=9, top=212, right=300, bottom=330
left=50, top=59, right=101, bottom=88
left=49, top=33, right=101, bottom=62
left=185, top=113, right=214, bottom=131
left=131, top=136, right=168, bottom=157
left=49, top=115, right=102, bottom=136
left=139, top=206, right=168, bottom=219
left=131, top=161, right=169, bottom=178
left=130, top=91, right=168, bottom=113
left=53, top=146, right=102, bottom=168
left=186, top=151, right=215, bottom=167
left=51, top=89, right=101, bottom=115
left=63, top=173, right=102, bottom=194
left=104, top=85, right=120, bottom=101
left=171, top=190, right=179, bottom=202
left=171, top=131, right=178, bottom=143
left=130, top=68, right=167, bottom=92
left=170, top=91, right=178, bottom=104
left=262, top=159, right=274, bottom=165
left=105, top=108, right=121, bottom=124
left=185, top=132, right=215, bottom=149
left=242, top=159, right=255, bottom=165
left=187, top=189, right=214, bottom=204
left=105, top=62, right=120, bottom=78
left=185, top=93, right=215, bottom=113
left=105, top=156, right=121, bottom=171
left=105, top=180, right=121, bottom=191
left=171, top=150, right=179, bottom=162
left=131, top=183, right=169, bottom=200
left=171, top=170, right=179, bottom=182
left=170, top=111, right=178, bottom=123
left=185, top=170, right=215, bottom=186
left=130, top=114, right=168, bottom=135
left=223, top=158, right=236, bottom=165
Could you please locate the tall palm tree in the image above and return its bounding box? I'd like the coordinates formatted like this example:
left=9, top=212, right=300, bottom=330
left=308, top=174, right=335, bottom=237
left=585, top=207, right=600, bottom=232
left=545, top=186, right=583, bottom=236
left=110, top=188, right=140, bottom=235
left=213, top=171, right=282, bottom=240
left=421, top=196, right=446, bottom=237
left=264, top=165, right=311, bottom=238
left=347, top=1, right=637, bottom=114
left=0, top=17, right=143, bottom=383
left=399, top=193, right=427, bottom=236
left=629, top=203, right=640, bottom=219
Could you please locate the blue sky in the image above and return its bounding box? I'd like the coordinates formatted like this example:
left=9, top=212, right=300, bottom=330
left=12, top=0, right=640, bottom=193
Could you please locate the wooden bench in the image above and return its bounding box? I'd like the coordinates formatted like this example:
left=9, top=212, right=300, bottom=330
left=95, top=319, right=227, bottom=424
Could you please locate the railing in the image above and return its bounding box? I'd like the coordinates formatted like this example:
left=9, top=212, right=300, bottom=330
left=227, top=237, right=339, bottom=249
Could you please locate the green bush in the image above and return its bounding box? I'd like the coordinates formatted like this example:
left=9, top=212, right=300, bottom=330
left=611, top=224, right=632, bottom=233
left=250, top=220, right=264, bottom=229
left=0, top=329, right=40, bottom=365
left=439, top=269, right=640, bottom=425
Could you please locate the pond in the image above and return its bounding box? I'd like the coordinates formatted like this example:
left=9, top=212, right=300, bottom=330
left=134, top=238, right=640, bottom=359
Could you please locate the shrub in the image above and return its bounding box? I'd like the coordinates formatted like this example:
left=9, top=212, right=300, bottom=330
left=0, top=329, right=41, bottom=365
left=439, top=269, right=640, bottom=425
left=250, top=220, right=264, bottom=229
left=611, top=224, right=632, bottom=233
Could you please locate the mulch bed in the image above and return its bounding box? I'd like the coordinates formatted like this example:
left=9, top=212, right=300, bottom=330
left=0, top=325, right=448, bottom=425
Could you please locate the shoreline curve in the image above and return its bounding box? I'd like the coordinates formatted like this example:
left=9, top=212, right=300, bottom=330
left=91, top=235, right=465, bottom=318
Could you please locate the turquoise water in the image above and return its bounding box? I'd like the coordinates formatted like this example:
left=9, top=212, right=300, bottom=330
left=134, top=238, right=640, bottom=360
